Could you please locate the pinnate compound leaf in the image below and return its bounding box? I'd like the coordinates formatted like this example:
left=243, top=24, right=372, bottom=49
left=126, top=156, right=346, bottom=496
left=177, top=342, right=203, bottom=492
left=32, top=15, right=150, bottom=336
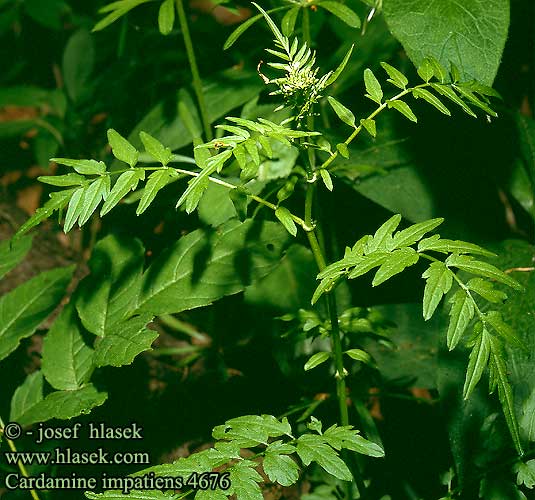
left=275, top=206, right=297, bottom=236
left=137, top=219, right=288, bottom=315
left=412, top=88, right=451, bottom=115
left=463, top=326, right=491, bottom=399
left=467, top=278, right=507, bottom=303
left=387, top=100, right=417, bottom=122
left=42, top=303, right=94, bottom=390
left=484, top=311, right=524, bottom=350
left=304, top=351, right=331, bottom=371
left=263, top=452, right=299, bottom=486
left=430, top=84, right=477, bottom=117
left=327, top=96, right=355, bottom=128
left=391, top=217, right=444, bottom=249
left=296, top=434, right=352, bottom=481
left=158, top=0, right=175, bottom=35
left=380, top=62, right=408, bottom=89
left=382, top=0, right=509, bottom=86
left=137, top=168, right=179, bottom=215
left=93, top=314, right=157, bottom=367
left=319, top=1, right=360, bottom=28
left=16, top=189, right=76, bottom=237
left=78, top=176, right=110, bottom=226
left=348, top=252, right=389, bottom=279
left=446, top=290, right=474, bottom=350
left=445, top=254, right=523, bottom=290
left=323, top=425, right=385, bottom=457
left=422, top=261, right=453, bottom=320
left=418, top=235, right=495, bottom=257
left=223, top=9, right=285, bottom=50
left=101, top=169, right=144, bottom=216
left=0, top=235, right=32, bottom=279
left=51, top=158, right=106, bottom=175
left=64, top=186, right=85, bottom=232
left=139, top=131, right=173, bottom=165
left=213, top=415, right=291, bottom=448
left=107, top=129, right=139, bottom=167
left=0, top=266, right=74, bottom=361
left=77, top=235, right=144, bottom=337
left=372, top=247, right=419, bottom=286
left=364, top=68, right=383, bottom=104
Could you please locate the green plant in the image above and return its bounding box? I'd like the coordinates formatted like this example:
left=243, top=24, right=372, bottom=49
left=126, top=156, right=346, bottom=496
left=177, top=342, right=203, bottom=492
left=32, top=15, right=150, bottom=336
left=1, top=0, right=534, bottom=499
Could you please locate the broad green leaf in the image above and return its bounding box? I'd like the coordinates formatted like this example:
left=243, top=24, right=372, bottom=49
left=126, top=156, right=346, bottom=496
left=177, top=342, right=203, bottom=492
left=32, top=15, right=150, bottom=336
left=304, top=351, right=331, bottom=371
left=137, top=219, right=288, bottom=315
left=15, top=384, right=107, bottom=427
left=25, top=0, right=69, bottom=30
left=364, top=68, right=383, bottom=104
left=446, top=290, right=475, bottom=350
left=325, top=44, right=354, bottom=87
left=41, top=303, right=94, bottom=390
left=93, top=314, right=157, bottom=367
left=327, top=96, right=356, bottom=128
left=319, top=1, right=360, bottom=28
left=139, top=131, right=173, bottom=165
left=372, top=247, right=419, bottom=286
left=281, top=6, right=299, bottom=36
left=38, top=173, right=86, bottom=187
left=319, top=169, right=333, bottom=191
left=275, top=206, right=297, bottom=237
left=137, top=168, right=178, bottom=215
left=412, top=88, right=451, bottom=115
left=101, top=169, right=144, bottom=216
left=422, top=261, right=453, bottom=320
left=63, top=28, right=95, bottom=102
left=51, top=158, right=106, bottom=175
left=348, top=252, right=389, bottom=279
left=463, top=327, right=491, bottom=399
left=158, top=0, right=175, bottom=35
left=360, top=118, right=376, bottom=138
left=108, top=129, right=139, bottom=167
left=387, top=100, right=417, bottom=122
left=15, top=189, right=76, bottom=237
left=10, top=371, right=44, bottom=422
left=263, top=452, right=299, bottom=486
left=383, top=0, right=509, bottom=86
left=296, top=434, right=352, bottom=481
left=446, top=254, right=522, bottom=290
left=323, top=425, right=385, bottom=457
left=77, top=235, right=144, bottom=337
left=0, top=266, right=74, bottom=361
left=467, top=278, right=507, bottom=303
left=391, top=218, right=444, bottom=249
left=418, top=236, right=495, bottom=257
left=0, top=235, right=32, bottom=279
left=380, top=62, right=408, bottom=89
left=366, top=214, right=402, bottom=252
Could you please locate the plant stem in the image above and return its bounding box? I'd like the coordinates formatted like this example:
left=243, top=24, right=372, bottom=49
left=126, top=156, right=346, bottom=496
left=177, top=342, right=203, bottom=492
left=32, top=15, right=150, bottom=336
left=0, top=416, right=41, bottom=500
left=175, top=0, right=212, bottom=141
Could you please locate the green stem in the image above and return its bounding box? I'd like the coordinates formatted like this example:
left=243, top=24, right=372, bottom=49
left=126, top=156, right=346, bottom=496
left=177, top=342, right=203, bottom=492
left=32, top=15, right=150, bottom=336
left=175, top=0, right=212, bottom=141
left=0, top=416, right=41, bottom=500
